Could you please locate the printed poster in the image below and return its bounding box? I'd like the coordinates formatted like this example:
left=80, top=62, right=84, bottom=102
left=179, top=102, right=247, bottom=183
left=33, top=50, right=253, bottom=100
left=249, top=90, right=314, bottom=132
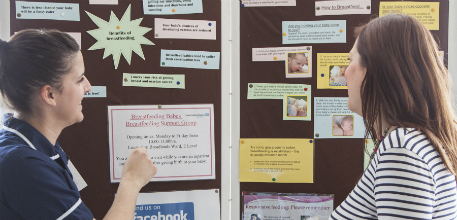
left=155, top=18, right=216, bottom=40
left=314, top=97, right=365, bottom=139
left=251, top=46, right=313, bottom=78
left=143, top=0, right=203, bottom=15
left=282, top=20, right=346, bottom=44
left=247, top=83, right=312, bottom=121
left=15, top=1, right=80, bottom=21
left=135, top=189, right=220, bottom=220
left=243, top=192, right=334, bottom=220
left=239, top=139, right=314, bottom=183
left=317, top=53, right=349, bottom=89
left=108, top=104, right=215, bottom=182
left=379, top=1, right=439, bottom=30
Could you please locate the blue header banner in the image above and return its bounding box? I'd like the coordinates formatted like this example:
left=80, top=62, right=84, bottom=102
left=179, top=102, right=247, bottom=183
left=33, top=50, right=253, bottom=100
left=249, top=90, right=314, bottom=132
left=135, top=202, right=195, bottom=220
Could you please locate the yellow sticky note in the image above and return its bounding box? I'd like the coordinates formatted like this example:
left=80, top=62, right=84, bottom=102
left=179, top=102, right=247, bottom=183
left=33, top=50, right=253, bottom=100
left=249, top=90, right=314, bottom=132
left=239, top=138, right=314, bottom=183
left=317, top=53, right=349, bottom=89
left=379, top=2, right=439, bottom=30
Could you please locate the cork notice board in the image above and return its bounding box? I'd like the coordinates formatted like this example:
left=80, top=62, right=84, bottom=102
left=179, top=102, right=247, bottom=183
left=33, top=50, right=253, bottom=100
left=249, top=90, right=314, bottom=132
left=239, top=0, right=449, bottom=216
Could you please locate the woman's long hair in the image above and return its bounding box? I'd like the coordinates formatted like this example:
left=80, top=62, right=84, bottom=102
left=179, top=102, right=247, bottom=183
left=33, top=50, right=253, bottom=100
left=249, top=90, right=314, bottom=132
left=356, top=14, right=457, bottom=175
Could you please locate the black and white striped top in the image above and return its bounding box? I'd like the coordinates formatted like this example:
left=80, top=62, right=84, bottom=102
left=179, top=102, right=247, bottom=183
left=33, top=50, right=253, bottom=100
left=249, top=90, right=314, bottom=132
left=331, top=127, right=457, bottom=219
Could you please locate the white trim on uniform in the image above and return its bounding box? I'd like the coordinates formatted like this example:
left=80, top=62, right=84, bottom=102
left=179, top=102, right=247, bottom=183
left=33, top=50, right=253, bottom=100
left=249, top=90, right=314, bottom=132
left=50, top=154, right=60, bottom=160
left=2, top=125, right=37, bottom=150
left=56, top=198, right=82, bottom=220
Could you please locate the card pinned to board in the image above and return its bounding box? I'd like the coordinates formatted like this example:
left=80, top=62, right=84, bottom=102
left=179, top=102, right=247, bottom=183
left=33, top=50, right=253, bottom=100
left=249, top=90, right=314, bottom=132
left=282, top=20, right=346, bottom=44
left=154, top=18, right=216, bottom=40
left=160, top=49, right=220, bottom=70
left=86, top=4, right=154, bottom=69
left=143, top=0, right=203, bottom=15
left=379, top=1, right=439, bottom=30
left=15, top=1, right=80, bottom=21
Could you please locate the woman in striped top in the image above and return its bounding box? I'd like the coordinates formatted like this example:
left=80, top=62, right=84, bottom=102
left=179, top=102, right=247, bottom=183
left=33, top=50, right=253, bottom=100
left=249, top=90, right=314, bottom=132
left=331, top=14, right=457, bottom=219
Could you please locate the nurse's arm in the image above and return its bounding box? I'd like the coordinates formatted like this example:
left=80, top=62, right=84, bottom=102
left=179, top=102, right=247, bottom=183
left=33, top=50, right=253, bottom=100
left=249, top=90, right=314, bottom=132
left=103, top=147, right=158, bottom=220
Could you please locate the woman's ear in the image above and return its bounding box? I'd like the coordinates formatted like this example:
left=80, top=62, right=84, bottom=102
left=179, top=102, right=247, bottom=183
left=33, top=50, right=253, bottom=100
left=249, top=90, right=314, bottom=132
left=40, top=85, right=57, bottom=106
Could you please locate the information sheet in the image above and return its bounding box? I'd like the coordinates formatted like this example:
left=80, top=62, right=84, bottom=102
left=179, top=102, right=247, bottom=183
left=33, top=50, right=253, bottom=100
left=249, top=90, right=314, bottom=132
left=108, top=104, right=215, bottom=182
left=379, top=1, right=439, bottom=30
left=243, top=192, right=334, bottom=220
left=317, top=53, right=349, bottom=89
left=282, top=20, right=346, bottom=44
left=248, top=83, right=311, bottom=99
left=314, top=97, right=365, bottom=139
left=143, top=0, right=203, bottom=15
left=122, top=73, right=185, bottom=89
left=160, top=49, right=220, bottom=69
left=155, top=18, right=216, bottom=40
left=239, top=138, right=314, bottom=183
left=252, top=46, right=312, bottom=62
left=16, top=1, right=80, bottom=21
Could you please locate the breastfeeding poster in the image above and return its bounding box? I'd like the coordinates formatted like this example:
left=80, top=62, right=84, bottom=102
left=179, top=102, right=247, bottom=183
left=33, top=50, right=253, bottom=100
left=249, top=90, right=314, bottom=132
left=314, top=97, right=365, bottom=139
left=108, top=104, right=215, bottom=182
left=243, top=192, right=333, bottom=220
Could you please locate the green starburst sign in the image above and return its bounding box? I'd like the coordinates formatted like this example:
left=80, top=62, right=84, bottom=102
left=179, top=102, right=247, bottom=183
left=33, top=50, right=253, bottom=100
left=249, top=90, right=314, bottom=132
left=86, top=5, right=154, bottom=69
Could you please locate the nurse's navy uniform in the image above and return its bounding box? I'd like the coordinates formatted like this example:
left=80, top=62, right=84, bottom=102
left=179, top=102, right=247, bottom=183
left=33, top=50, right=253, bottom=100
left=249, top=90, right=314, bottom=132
left=0, top=114, right=93, bottom=219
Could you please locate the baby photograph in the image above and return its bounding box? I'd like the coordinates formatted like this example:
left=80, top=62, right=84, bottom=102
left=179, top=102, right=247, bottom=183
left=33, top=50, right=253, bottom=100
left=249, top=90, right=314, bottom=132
left=332, top=115, right=354, bottom=136
left=287, top=52, right=309, bottom=74
left=287, top=96, right=308, bottom=117
left=329, top=65, right=347, bottom=86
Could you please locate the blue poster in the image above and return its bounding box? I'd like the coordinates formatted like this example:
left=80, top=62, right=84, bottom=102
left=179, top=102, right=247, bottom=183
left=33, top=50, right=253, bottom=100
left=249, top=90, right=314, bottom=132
left=135, top=202, right=195, bottom=220
left=282, top=20, right=346, bottom=44
left=160, top=49, right=220, bottom=70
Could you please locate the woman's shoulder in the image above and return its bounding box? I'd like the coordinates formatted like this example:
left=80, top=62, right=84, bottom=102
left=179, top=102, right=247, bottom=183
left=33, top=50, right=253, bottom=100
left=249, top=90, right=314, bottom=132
left=379, top=127, right=435, bottom=156
left=377, top=127, right=453, bottom=180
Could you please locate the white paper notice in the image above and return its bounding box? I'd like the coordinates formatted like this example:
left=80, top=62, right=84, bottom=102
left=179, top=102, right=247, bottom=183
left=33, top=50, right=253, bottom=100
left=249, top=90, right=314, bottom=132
left=108, top=104, right=215, bottom=182
left=135, top=189, right=220, bottom=220
left=315, top=0, right=371, bottom=16
left=154, top=18, right=216, bottom=40
left=252, top=46, right=312, bottom=61
left=242, top=0, right=296, bottom=7
left=84, top=86, right=106, bottom=98
left=143, top=0, right=203, bottom=15
left=89, top=0, right=118, bottom=4
left=67, top=160, right=87, bottom=191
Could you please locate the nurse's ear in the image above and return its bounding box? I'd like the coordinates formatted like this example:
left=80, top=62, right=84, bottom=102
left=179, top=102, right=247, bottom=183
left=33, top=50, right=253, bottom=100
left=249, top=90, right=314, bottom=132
left=40, top=85, right=57, bottom=107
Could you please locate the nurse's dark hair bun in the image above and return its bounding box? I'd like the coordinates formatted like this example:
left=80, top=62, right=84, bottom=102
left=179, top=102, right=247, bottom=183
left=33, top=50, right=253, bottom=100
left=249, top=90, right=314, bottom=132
left=0, top=29, right=80, bottom=115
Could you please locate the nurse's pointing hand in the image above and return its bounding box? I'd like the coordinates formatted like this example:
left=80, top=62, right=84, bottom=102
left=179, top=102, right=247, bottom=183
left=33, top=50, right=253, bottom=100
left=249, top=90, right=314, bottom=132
left=121, top=147, right=158, bottom=191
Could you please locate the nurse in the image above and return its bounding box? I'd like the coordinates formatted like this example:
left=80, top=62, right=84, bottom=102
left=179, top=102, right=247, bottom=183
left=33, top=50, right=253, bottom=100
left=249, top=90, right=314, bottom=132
left=0, top=29, right=157, bottom=219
